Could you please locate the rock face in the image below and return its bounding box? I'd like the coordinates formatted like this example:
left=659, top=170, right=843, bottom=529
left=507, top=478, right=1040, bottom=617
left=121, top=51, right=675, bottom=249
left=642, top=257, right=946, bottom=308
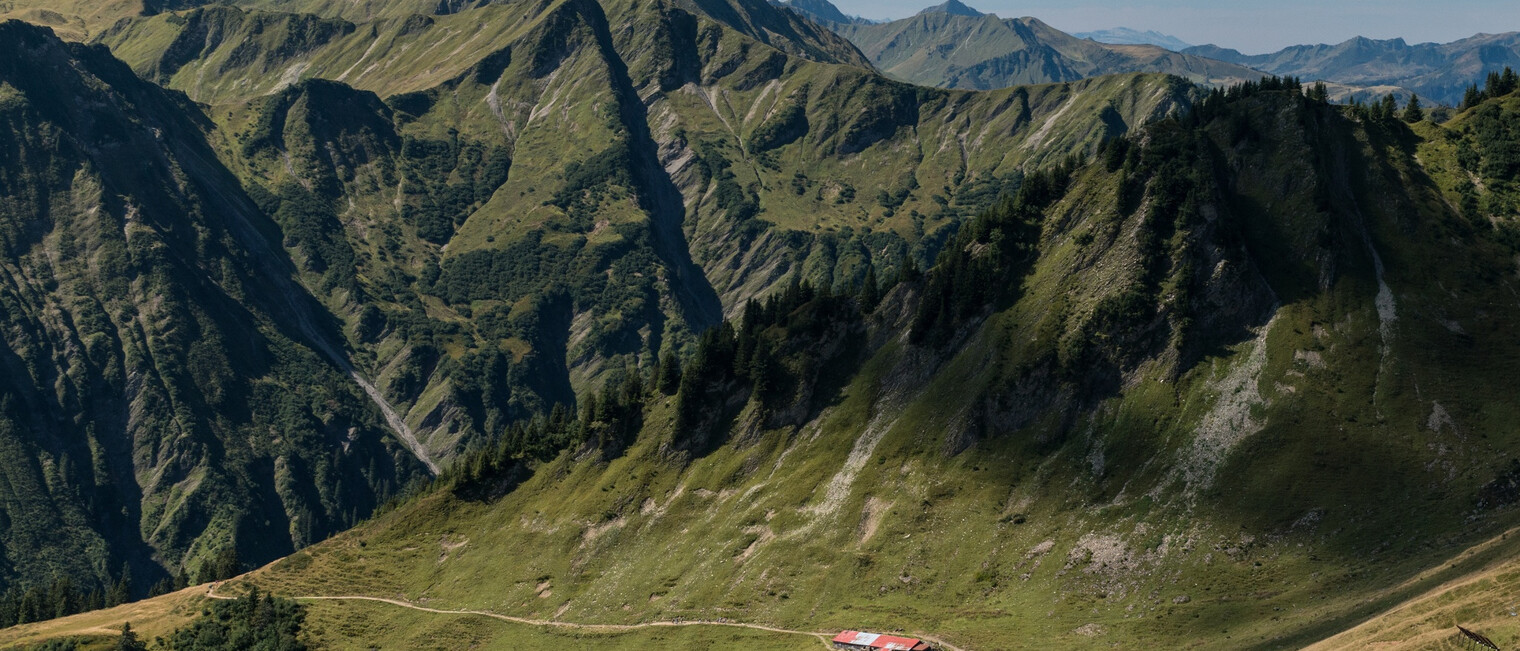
left=88, top=0, right=1197, bottom=456
left=0, top=0, right=1194, bottom=597
left=5, top=1, right=1520, bottom=647
left=245, top=82, right=1520, bottom=650
left=0, top=20, right=426, bottom=593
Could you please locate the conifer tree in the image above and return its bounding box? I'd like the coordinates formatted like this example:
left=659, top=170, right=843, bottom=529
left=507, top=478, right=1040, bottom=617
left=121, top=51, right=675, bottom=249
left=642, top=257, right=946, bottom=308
left=656, top=349, right=682, bottom=395
left=0, top=588, right=17, bottom=626
left=1308, top=82, right=1329, bottom=104
left=116, top=622, right=146, bottom=651
left=18, top=587, right=40, bottom=624
left=859, top=263, right=881, bottom=312
left=749, top=339, right=777, bottom=403
left=50, top=577, right=75, bottom=619
left=579, top=392, right=598, bottom=426
left=1462, top=84, right=1484, bottom=110
left=1403, top=94, right=1424, bottom=122
left=548, top=403, right=569, bottom=431
left=1498, top=67, right=1519, bottom=96
left=1375, top=94, right=1398, bottom=121
left=200, top=546, right=241, bottom=583
left=107, top=563, right=132, bottom=607
left=901, top=255, right=921, bottom=282
left=620, top=366, right=643, bottom=407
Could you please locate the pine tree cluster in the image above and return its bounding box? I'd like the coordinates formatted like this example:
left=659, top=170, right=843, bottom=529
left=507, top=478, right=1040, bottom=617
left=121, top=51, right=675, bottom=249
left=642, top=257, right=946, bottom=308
left=0, top=547, right=245, bottom=630
left=909, top=157, right=1077, bottom=346
left=445, top=273, right=887, bottom=489
left=156, top=586, right=306, bottom=651
left=1461, top=67, right=1520, bottom=110
left=0, top=564, right=137, bottom=628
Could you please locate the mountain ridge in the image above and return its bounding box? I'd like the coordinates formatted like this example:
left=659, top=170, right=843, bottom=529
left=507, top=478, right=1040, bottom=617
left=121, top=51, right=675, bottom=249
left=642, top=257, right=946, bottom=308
left=769, top=0, right=872, bottom=25
left=830, top=12, right=1262, bottom=90
left=0, top=0, right=1196, bottom=607
left=20, top=78, right=1520, bottom=650
left=1185, top=32, right=1520, bottom=105
left=916, top=0, right=982, bottom=17
left=4, top=1, right=1520, bottom=648
left=0, top=18, right=428, bottom=596
left=1075, top=27, right=1193, bottom=51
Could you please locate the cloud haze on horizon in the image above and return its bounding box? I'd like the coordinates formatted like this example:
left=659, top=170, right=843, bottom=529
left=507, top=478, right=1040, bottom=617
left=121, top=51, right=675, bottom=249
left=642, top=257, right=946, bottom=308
left=828, top=0, right=1518, bottom=54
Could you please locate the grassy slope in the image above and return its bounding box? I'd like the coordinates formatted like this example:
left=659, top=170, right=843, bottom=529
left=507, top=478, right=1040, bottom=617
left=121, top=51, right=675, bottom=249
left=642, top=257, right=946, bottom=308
left=6, top=0, right=870, bottom=70
left=97, top=5, right=556, bottom=104
left=298, top=599, right=822, bottom=650
left=7, top=81, right=1520, bottom=651
left=1276, top=91, right=1520, bottom=651
left=8, top=5, right=1520, bottom=651
left=0, top=0, right=1197, bottom=611
left=83, top=0, right=1196, bottom=464
left=0, top=590, right=819, bottom=649
left=1303, top=524, right=1520, bottom=650
left=0, top=0, right=139, bottom=40
left=0, top=21, right=427, bottom=591
left=19, top=90, right=1505, bottom=651
left=0, top=586, right=206, bottom=650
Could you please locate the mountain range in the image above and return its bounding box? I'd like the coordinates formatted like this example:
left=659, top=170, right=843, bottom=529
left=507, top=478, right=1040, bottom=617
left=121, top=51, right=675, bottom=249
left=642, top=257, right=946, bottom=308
left=0, top=17, right=429, bottom=597
left=774, top=0, right=1520, bottom=105
left=1186, top=33, right=1520, bottom=106
left=1075, top=27, right=1194, bottom=52
left=0, top=0, right=1190, bottom=608
left=1, top=0, right=1519, bottom=649
left=915, top=0, right=981, bottom=18
left=771, top=0, right=874, bottom=25
left=821, top=3, right=1262, bottom=90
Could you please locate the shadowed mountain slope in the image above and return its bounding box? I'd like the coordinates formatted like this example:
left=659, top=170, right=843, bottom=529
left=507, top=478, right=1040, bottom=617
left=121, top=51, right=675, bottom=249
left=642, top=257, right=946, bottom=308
left=86, top=0, right=1196, bottom=465
left=61, top=80, right=1520, bottom=650
left=0, top=20, right=427, bottom=597
left=2, top=0, right=1520, bottom=647
left=0, top=0, right=1194, bottom=605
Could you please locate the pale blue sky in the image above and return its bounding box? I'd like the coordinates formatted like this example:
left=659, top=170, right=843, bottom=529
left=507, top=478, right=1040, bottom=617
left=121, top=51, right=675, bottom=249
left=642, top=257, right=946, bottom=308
left=832, top=0, right=1519, bottom=54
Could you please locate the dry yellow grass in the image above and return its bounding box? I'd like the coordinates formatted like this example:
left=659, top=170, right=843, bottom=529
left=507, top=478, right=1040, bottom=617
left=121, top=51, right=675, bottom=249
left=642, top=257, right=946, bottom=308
left=1307, top=526, right=1520, bottom=650
left=0, top=0, right=141, bottom=40
left=0, top=586, right=207, bottom=649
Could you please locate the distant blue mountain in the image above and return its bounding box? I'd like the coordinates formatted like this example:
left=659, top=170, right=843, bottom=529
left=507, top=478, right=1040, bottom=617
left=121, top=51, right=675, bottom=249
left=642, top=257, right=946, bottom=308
left=1184, top=32, right=1520, bottom=105
left=916, top=0, right=984, bottom=17
left=771, top=0, right=875, bottom=25
left=1075, top=27, right=1193, bottom=51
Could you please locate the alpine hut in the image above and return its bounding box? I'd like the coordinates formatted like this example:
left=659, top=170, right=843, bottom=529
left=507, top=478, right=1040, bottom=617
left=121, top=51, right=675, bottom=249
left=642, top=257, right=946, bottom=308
left=831, top=630, right=931, bottom=650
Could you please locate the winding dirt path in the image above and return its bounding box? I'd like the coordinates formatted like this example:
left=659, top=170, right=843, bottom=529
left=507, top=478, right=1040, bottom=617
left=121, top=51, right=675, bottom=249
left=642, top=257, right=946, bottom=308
left=206, top=583, right=967, bottom=650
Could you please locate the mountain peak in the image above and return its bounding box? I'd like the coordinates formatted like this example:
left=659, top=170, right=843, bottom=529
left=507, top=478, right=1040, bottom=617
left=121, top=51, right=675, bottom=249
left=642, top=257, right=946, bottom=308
left=1342, top=35, right=1408, bottom=49
left=917, top=0, right=983, bottom=17
left=1074, top=27, right=1193, bottom=51
left=772, top=0, right=857, bottom=25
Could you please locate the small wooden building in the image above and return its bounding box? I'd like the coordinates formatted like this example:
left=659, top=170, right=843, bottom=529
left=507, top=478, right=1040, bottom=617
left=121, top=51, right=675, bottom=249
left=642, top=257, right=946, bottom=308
left=832, top=630, right=931, bottom=651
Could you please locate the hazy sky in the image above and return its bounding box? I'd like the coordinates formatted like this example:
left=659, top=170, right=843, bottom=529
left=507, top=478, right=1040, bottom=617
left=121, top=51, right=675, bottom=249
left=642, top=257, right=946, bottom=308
left=830, top=0, right=1519, bottom=54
